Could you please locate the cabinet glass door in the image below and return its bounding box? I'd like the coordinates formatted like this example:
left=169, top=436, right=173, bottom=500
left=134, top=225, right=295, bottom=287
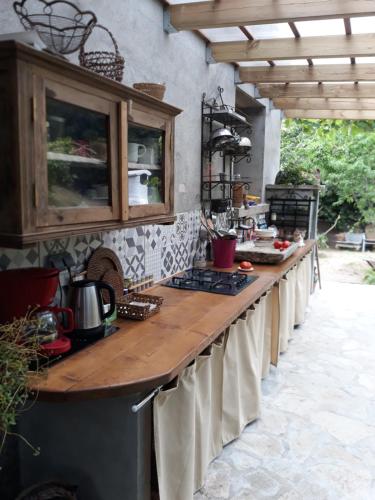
left=128, top=124, right=164, bottom=206
left=126, top=104, right=172, bottom=219
left=35, top=77, right=119, bottom=227
left=47, top=97, right=110, bottom=208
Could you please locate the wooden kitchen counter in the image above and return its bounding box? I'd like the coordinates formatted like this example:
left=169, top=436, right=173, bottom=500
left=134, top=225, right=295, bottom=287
left=29, top=240, right=315, bottom=402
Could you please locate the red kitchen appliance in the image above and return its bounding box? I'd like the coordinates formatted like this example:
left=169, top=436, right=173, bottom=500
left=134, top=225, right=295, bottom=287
left=35, top=306, right=74, bottom=356
left=0, top=267, right=73, bottom=356
left=0, top=267, right=61, bottom=323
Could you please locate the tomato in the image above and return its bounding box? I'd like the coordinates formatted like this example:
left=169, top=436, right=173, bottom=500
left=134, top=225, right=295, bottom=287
left=240, top=261, right=252, bottom=270
left=282, top=240, right=291, bottom=249
left=273, top=240, right=283, bottom=250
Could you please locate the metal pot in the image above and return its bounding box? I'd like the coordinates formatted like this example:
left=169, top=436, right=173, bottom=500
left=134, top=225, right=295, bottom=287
left=209, top=127, right=235, bottom=151
left=226, top=135, right=252, bottom=155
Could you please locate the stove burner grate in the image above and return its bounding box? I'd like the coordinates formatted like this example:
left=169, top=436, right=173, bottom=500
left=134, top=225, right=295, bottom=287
left=163, top=268, right=258, bottom=296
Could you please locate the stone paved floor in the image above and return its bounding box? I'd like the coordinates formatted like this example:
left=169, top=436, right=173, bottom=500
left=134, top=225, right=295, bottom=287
left=195, top=281, right=375, bottom=500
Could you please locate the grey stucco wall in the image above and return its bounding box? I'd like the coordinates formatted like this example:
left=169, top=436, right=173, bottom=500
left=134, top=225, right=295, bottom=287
left=236, top=109, right=266, bottom=199
left=261, top=100, right=283, bottom=197
left=237, top=100, right=282, bottom=201
left=0, top=0, right=236, bottom=213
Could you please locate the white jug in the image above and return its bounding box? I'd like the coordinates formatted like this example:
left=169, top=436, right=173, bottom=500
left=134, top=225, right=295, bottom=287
left=128, top=169, right=151, bottom=205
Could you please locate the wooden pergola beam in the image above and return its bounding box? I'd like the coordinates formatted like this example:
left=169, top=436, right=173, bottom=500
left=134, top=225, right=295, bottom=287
left=284, top=109, right=375, bottom=120
left=257, top=83, right=375, bottom=99
left=211, top=33, right=375, bottom=63
left=240, top=64, right=375, bottom=83
left=169, top=0, right=375, bottom=31
left=274, top=98, right=375, bottom=110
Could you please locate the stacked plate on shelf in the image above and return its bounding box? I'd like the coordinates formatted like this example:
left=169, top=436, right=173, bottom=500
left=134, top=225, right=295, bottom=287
left=87, top=247, right=124, bottom=301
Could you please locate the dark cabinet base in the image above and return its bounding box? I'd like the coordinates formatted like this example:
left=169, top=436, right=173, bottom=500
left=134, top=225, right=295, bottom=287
left=18, top=394, right=151, bottom=500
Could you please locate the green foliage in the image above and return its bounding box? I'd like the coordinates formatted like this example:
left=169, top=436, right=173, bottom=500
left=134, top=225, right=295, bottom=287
left=280, top=119, right=375, bottom=230
left=0, top=315, right=44, bottom=454
left=317, top=233, right=329, bottom=249
left=48, top=138, right=75, bottom=191
left=364, top=269, right=375, bottom=285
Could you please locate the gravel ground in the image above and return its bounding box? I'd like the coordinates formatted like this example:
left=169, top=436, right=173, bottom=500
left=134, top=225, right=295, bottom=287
left=318, top=248, right=375, bottom=284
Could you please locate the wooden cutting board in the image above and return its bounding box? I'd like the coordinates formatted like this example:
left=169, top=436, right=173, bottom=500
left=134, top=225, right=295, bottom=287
left=235, top=241, right=299, bottom=264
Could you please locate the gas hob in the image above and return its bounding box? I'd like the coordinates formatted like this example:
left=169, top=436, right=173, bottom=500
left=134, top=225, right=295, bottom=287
left=163, top=268, right=258, bottom=296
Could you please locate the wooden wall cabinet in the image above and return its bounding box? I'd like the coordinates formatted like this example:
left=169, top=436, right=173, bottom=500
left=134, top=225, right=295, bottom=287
left=0, top=42, right=181, bottom=248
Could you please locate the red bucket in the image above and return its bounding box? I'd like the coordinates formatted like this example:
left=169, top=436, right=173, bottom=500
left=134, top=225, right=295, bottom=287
left=212, top=239, right=236, bottom=268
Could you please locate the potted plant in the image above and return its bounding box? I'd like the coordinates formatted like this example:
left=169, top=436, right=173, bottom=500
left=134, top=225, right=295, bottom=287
left=0, top=313, right=44, bottom=456
left=274, top=164, right=317, bottom=186
left=147, top=176, right=162, bottom=203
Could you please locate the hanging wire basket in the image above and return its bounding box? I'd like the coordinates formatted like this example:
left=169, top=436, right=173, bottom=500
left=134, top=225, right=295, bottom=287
left=79, top=24, right=125, bottom=82
left=13, top=0, right=97, bottom=55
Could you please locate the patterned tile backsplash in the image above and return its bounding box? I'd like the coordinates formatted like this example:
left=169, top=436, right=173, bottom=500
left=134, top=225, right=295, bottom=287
left=0, top=211, right=207, bottom=283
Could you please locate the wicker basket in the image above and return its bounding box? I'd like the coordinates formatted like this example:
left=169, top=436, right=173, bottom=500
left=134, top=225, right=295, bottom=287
left=133, top=82, right=166, bottom=100
left=13, top=0, right=97, bottom=55
left=116, top=293, right=163, bottom=320
left=79, top=24, right=124, bottom=82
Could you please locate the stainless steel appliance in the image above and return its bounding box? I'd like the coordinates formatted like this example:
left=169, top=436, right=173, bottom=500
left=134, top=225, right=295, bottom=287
left=70, top=280, right=116, bottom=337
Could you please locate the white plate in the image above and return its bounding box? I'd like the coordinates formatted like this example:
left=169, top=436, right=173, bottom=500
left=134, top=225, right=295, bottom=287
left=238, top=266, right=254, bottom=272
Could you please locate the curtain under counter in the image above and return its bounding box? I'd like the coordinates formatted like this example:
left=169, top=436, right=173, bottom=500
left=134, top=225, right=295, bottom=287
left=153, top=294, right=272, bottom=500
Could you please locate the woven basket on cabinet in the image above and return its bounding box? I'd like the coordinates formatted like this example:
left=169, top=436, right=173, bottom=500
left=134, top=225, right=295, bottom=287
left=133, top=82, right=166, bottom=100
left=79, top=24, right=124, bottom=82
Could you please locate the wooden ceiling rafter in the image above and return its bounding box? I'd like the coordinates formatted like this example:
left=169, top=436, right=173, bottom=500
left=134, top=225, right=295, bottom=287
left=257, top=83, right=375, bottom=99
left=168, top=1, right=375, bottom=31
left=344, top=17, right=356, bottom=65
left=288, top=21, right=313, bottom=67
left=238, top=26, right=274, bottom=67
left=284, top=109, right=375, bottom=120
left=165, top=1, right=375, bottom=117
left=273, top=97, right=375, bottom=111
left=210, top=33, right=375, bottom=63
left=240, top=63, right=375, bottom=83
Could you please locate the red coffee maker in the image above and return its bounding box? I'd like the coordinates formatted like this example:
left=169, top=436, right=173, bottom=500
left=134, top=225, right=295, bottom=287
left=0, top=267, right=73, bottom=355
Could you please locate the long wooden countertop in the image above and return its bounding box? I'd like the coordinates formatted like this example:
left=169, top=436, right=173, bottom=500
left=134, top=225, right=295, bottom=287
left=29, top=240, right=315, bottom=402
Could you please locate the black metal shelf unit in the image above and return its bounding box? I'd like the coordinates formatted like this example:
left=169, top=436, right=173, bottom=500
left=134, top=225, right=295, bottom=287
left=266, top=185, right=321, bottom=239
left=201, top=87, right=252, bottom=214
left=268, top=198, right=313, bottom=232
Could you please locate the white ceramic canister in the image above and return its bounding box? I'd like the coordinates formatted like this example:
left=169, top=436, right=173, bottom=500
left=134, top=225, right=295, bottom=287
left=128, top=169, right=152, bottom=205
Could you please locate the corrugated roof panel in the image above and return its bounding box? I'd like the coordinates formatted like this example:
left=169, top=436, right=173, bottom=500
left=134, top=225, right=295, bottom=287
left=295, top=19, right=345, bottom=36
left=200, top=27, right=247, bottom=42
left=166, top=0, right=202, bottom=3
left=356, top=56, right=375, bottom=64
left=312, top=58, right=352, bottom=65
left=351, top=16, right=375, bottom=34
left=246, top=23, right=294, bottom=39
left=237, top=61, right=270, bottom=67
left=273, top=60, right=309, bottom=66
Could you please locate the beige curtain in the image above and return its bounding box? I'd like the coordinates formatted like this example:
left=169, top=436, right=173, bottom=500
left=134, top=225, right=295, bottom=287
left=194, top=336, right=225, bottom=489
left=304, top=251, right=312, bottom=306
left=154, top=335, right=226, bottom=500
left=295, top=256, right=307, bottom=325
left=154, top=364, right=196, bottom=500
left=295, top=252, right=312, bottom=325
left=261, top=290, right=273, bottom=378
left=154, top=284, right=278, bottom=499
left=279, top=266, right=297, bottom=353
left=222, top=306, right=262, bottom=445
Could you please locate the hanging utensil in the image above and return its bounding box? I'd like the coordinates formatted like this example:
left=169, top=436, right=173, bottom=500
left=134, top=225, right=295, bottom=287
left=206, top=217, right=221, bottom=239
left=200, top=212, right=217, bottom=240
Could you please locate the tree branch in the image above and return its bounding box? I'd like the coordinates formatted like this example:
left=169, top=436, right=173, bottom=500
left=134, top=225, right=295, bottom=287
left=321, top=214, right=341, bottom=237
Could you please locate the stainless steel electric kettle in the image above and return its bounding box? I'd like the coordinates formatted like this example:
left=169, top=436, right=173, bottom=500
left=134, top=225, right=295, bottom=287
left=70, top=280, right=116, bottom=337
